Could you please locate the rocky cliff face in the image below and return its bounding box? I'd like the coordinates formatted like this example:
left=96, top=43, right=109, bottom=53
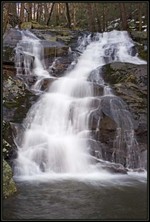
left=102, top=62, right=147, bottom=148
left=3, top=29, right=147, bottom=197
left=100, top=62, right=147, bottom=168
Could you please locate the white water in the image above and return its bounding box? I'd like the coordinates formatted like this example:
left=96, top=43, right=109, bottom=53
left=15, top=30, right=53, bottom=94
left=14, top=30, right=147, bottom=181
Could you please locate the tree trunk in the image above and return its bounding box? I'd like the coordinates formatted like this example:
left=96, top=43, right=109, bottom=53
left=138, top=3, right=142, bottom=31
left=87, top=3, right=96, bottom=32
left=38, top=3, right=43, bottom=23
left=44, top=3, right=49, bottom=24
left=47, top=3, right=55, bottom=26
left=65, top=3, right=71, bottom=28
left=10, top=3, right=17, bottom=15
left=36, top=3, right=39, bottom=22
left=20, top=3, right=24, bottom=23
left=3, top=3, right=11, bottom=33
left=16, top=3, right=19, bottom=15
left=102, top=3, right=105, bottom=32
left=73, top=3, right=76, bottom=27
left=94, top=3, right=102, bottom=32
left=119, top=3, right=128, bottom=30
left=54, top=3, right=60, bottom=26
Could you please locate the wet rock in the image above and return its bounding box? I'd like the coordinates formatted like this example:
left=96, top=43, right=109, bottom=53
left=3, top=121, right=17, bottom=162
left=101, top=62, right=147, bottom=159
left=3, top=28, right=22, bottom=64
left=10, top=122, right=25, bottom=148
left=102, top=62, right=147, bottom=88
left=3, top=28, right=22, bottom=47
left=140, top=150, right=147, bottom=170
left=3, top=159, right=17, bottom=199
left=131, top=168, right=146, bottom=173
left=130, top=31, right=147, bottom=41
left=87, top=139, right=103, bottom=157
left=40, top=77, right=57, bottom=91
left=46, top=55, right=75, bottom=77
left=130, top=31, right=147, bottom=60
left=92, top=83, right=104, bottom=96
left=89, top=108, right=101, bottom=131
left=40, top=40, right=68, bottom=58
left=97, top=161, right=128, bottom=174
left=3, top=65, right=38, bottom=123
left=101, top=164, right=128, bottom=174
left=100, top=114, right=117, bottom=133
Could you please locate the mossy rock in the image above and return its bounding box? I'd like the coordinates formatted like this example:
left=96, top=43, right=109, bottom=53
left=56, top=35, right=74, bottom=44
left=32, top=23, right=47, bottom=29
left=130, top=31, right=147, bottom=40
left=3, top=139, right=11, bottom=160
left=21, top=21, right=48, bottom=30
left=3, top=65, right=38, bottom=123
left=102, top=63, right=137, bottom=85
left=3, top=46, right=15, bottom=64
left=102, top=62, right=147, bottom=88
left=3, top=159, right=17, bottom=199
left=21, top=22, right=32, bottom=29
left=138, top=45, right=147, bottom=61
left=3, top=74, right=26, bottom=107
left=2, top=120, right=17, bottom=161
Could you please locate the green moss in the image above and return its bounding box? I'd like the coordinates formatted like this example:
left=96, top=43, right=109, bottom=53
left=138, top=50, right=147, bottom=61
left=3, top=159, right=17, bottom=199
left=104, top=64, right=137, bottom=85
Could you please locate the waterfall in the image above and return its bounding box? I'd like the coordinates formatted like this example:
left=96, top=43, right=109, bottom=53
left=14, top=30, right=146, bottom=179
left=15, top=29, right=53, bottom=94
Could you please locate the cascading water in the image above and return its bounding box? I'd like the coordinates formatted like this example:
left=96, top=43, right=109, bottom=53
left=15, top=29, right=54, bottom=94
left=14, top=30, right=146, bottom=180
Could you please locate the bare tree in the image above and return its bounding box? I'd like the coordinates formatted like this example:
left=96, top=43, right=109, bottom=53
left=28, top=3, right=32, bottom=21
left=65, top=3, right=71, bottom=28
left=138, top=3, right=142, bottom=31
left=10, top=2, right=17, bottom=15
left=20, top=3, right=24, bottom=23
left=47, top=3, right=55, bottom=26
left=102, top=3, right=106, bottom=32
left=72, top=3, right=77, bottom=28
left=120, top=3, right=128, bottom=30
left=44, top=3, right=49, bottom=24
left=94, top=3, right=102, bottom=32
left=86, top=3, right=96, bottom=32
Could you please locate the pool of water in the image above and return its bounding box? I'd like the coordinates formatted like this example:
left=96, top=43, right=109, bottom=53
left=2, top=173, right=148, bottom=220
